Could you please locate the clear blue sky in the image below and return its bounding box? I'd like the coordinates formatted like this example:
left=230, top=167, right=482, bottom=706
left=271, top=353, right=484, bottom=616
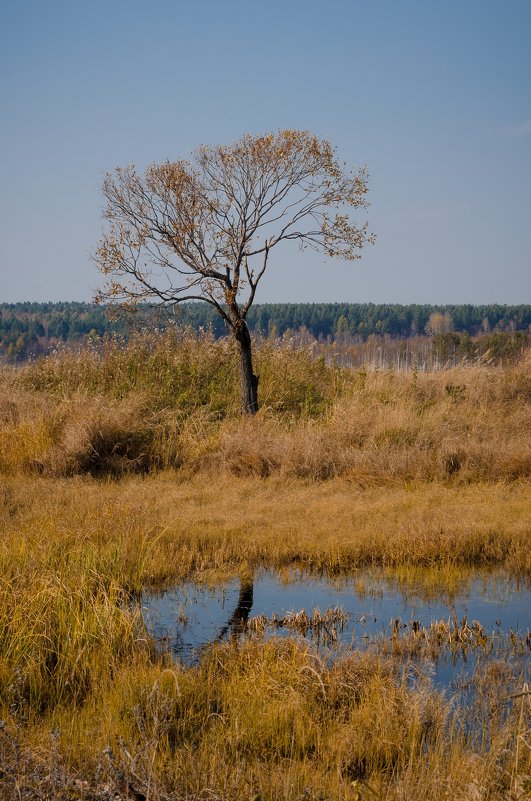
left=1, top=0, right=530, bottom=304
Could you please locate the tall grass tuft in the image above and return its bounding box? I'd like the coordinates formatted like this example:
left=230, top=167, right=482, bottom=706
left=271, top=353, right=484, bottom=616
left=0, top=572, right=147, bottom=716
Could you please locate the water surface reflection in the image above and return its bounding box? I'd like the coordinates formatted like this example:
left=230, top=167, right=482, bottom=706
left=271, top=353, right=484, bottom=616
left=143, top=568, right=530, bottom=691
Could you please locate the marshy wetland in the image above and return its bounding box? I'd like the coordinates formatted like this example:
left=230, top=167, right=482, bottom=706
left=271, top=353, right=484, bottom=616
left=0, top=334, right=530, bottom=799
left=144, top=568, right=530, bottom=690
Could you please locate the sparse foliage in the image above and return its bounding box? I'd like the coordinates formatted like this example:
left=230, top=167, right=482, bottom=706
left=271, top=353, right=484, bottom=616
left=95, top=130, right=374, bottom=412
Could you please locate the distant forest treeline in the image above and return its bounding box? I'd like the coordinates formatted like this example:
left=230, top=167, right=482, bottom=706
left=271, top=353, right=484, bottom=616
left=1, top=301, right=530, bottom=363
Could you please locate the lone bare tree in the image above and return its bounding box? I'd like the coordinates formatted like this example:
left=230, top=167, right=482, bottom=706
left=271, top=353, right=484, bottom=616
left=95, top=130, right=374, bottom=413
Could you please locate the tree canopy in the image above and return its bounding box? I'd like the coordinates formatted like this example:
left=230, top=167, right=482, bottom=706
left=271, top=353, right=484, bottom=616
left=94, top=130, right=374, bottom=411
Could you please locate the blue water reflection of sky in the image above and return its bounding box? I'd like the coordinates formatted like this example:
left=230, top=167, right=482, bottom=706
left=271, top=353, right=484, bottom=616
left=143, top=569, right=530, bottom=690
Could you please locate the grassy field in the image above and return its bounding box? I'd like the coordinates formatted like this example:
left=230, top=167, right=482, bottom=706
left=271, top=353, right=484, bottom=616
left=1, top=330, right=529, bottom=481
left=0, top=334, right=529, bottom=799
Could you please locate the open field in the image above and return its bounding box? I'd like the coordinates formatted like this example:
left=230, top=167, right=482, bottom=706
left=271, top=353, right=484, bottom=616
left=0, top=336, right=530, bottom=799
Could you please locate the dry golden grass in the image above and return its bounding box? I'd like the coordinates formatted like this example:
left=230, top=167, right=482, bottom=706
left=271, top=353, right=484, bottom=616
left=0, top=334, right=529, bottom=481
left=1, top=640, right=529, bottom=800
left=1, top=475, right=530, bottom=584
left=1, top=336, right=530, bottom=799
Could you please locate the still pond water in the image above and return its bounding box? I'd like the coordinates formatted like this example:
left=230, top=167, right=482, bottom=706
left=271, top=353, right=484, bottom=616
left=143, top=569, right=530, bottom=692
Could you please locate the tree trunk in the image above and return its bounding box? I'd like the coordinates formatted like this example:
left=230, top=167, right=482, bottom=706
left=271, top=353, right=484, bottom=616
left=228, top=576, right=254, bottom=638
left=235, top=321, right=259, bottom=414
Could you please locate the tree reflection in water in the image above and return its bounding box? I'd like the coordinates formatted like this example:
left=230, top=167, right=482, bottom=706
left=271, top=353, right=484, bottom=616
left=215, top=575, right=254, bottom=643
